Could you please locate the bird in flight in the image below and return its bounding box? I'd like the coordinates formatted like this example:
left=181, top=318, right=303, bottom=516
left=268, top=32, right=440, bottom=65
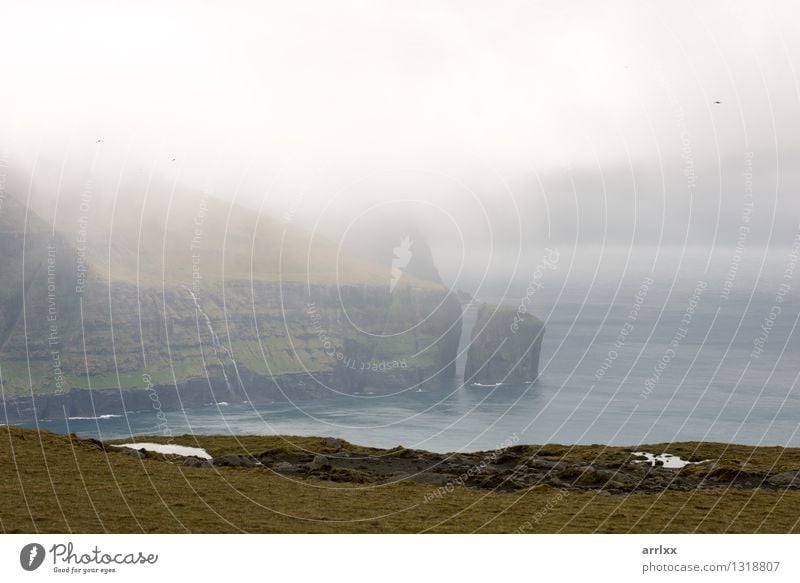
left=713, top=100, right=722, bottom=104
left=96, top=138, right=103, bottom=143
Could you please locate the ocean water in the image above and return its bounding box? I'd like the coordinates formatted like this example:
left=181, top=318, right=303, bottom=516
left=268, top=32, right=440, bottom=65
left=23, top=266, right=800, bottom=453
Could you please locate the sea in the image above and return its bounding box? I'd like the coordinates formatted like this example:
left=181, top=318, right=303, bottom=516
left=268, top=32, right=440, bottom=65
left=17, top=252, right=800, bottom=453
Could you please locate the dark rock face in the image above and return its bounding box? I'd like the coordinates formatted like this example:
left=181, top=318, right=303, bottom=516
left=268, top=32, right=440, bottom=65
left=464, top=304, right=544, bottom=384
left=108, top=436, right=800, bottom=495
left=767, top=471, right=800, bottom=487
left=183, top=456, right=211, bottom=468
left=212, top=455, right=259, bottom=468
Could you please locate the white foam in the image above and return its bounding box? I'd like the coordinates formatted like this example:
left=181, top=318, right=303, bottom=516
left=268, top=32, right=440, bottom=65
left=68, top=414, right=122, bottom=420
left=115, top=442, right=212, bottom=459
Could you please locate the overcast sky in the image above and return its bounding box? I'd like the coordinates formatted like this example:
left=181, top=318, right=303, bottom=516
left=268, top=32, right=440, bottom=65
left=2, top=0, right=799, bottom=278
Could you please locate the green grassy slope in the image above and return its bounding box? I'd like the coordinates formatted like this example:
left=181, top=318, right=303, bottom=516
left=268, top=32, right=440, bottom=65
left=2, top=427, right=799, bottom=533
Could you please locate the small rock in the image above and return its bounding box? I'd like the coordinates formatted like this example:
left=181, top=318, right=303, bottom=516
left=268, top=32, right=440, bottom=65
left=121, top=448, right=144, bottom=459
left=767, top=471, right=800, bottom=488
left=309, top=455, right=331, bottom=471
left=322, top=437, right=343, bottom=450
left=273, top=461, right=295, bottom=472
left=183, top=456, right=212, bottom=468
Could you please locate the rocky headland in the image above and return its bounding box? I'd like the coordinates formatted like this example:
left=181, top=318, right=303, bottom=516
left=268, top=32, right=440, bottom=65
left=0, top=190, right=462, bottom=422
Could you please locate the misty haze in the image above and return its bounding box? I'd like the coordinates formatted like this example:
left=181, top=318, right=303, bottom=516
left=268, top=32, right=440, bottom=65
left=2, top=0, right=800, bottom=543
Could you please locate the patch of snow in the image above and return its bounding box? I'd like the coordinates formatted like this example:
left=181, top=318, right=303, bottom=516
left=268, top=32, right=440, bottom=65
left=633, top=451, right=710, bottom=469
left=114, top=442, right=212, bottom=459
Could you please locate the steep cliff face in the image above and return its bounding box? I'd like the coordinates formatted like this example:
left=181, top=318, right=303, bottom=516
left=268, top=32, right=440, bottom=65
left=464, top=304, right=544, bottom=385
left=0, top=190, right=462, bottom=421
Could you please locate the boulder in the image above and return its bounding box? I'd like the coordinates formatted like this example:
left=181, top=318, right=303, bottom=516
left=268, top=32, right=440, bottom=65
left=767, top=471, right=800, bottom=488
left=308, top=455, right=331, bottom=471
left=322, top=437, right=343, bottom=450
left=183, top=456, right=212, bottom=468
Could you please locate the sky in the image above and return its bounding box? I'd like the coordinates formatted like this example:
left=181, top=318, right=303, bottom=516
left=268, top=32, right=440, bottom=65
left=1, top=0, right=799, bottom=287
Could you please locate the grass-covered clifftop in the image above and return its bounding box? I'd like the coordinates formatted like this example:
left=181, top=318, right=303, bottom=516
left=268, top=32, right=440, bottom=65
left=0, top=190, right=461, bottom=412
left=2, top=426, right=799, bottom=533
left=0, top=280, right=460, bottom=397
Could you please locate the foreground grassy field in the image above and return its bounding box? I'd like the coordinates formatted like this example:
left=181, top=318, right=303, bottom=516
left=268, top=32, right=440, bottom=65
left=1, top=426, right=799, bottom=533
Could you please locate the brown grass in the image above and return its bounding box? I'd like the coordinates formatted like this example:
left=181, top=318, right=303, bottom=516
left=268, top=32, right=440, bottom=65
left=2, top=427, right=799, bottom=533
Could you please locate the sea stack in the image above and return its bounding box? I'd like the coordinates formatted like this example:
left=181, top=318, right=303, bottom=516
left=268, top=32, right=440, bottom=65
left=464, top=304, right=544, bottom=385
